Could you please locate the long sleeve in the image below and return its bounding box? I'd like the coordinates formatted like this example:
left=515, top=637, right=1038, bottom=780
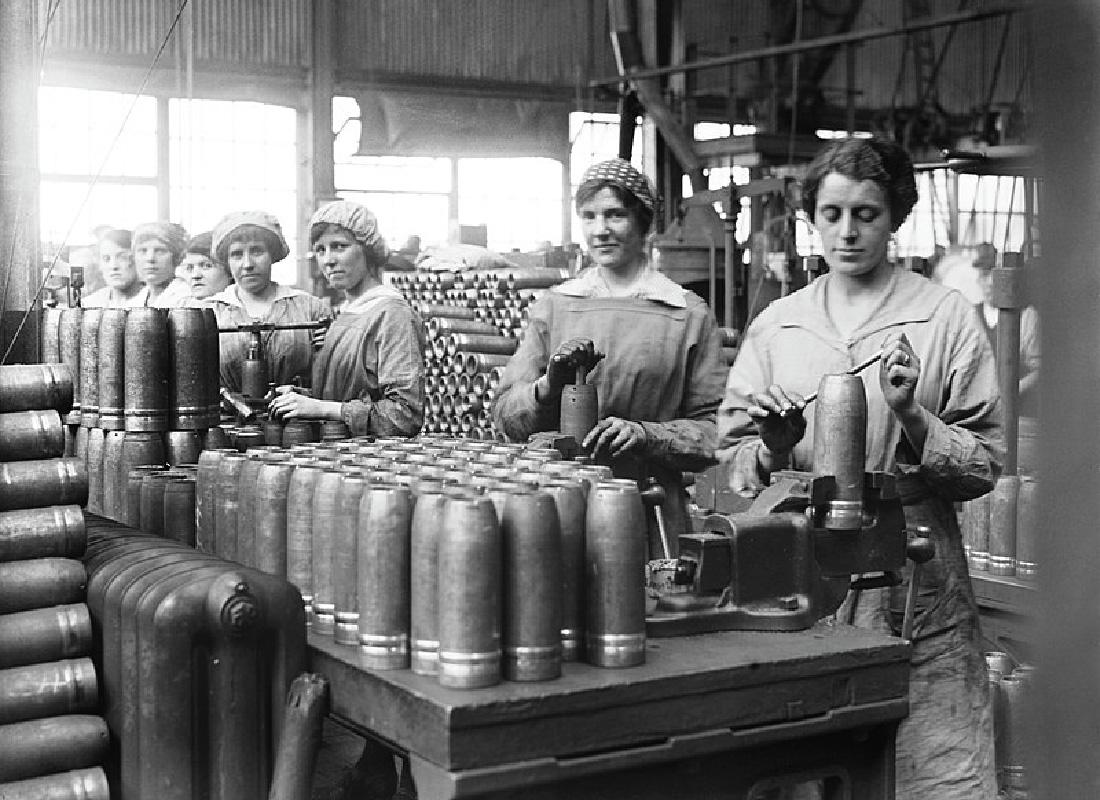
left=635, top=309, right=725, bottom=473
left=715, top=312, right=776, bottom=495
left=895, top=295, right=1004, bottom=502
left=340, top=306, right=425, bottom=437
left=491, top=303, right=559, bottom=441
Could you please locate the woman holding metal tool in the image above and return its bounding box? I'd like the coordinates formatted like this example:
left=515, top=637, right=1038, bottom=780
left=208, top=210, right=332, bottom=394
left=268, top=200, right=425, bottom=437
left=492, top=158, right=728, bottom=554
left=717, top=137, right=1002, bottom=800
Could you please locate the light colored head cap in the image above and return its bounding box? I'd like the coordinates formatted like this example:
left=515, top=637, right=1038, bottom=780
left=133, top=222, right=189, bottom=265
left=309, top=200, right=386, bottom=253
left=211, top=211, right=290, bottom=263
left=578, top=158, right=658, bottom=214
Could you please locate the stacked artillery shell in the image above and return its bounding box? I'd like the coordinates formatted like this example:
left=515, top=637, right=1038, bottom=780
left=189, top=435, right=636, bottom=687
left=392, top=267, right=567, bottom=439
left=34, top=307, right=223, bottom=528
left=0, top=434, right=109, bottom=792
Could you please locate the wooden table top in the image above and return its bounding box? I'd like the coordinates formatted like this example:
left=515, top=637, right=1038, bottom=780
left=308, top=623, right=909, bottom=773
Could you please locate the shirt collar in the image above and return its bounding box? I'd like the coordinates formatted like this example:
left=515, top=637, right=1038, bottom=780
left=553, top=264, right=687, bottom=308
left=336, top=283, right=402, bottom=314
left=775, top=265, right=958, bottom=343
left=209, top=282, right=303, bottom=308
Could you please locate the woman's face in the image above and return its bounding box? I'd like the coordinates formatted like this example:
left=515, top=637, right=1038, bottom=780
left=134, top=238, right=177, bottom=289
left=813, top=173, right=894, bottom=278
left=226, top=238, right=274, bottom=295
left=578, top=187, right=646, bottom=274
left=99, top=239, right=137, bottom=291
left=182, top=253, right=231, bottom=299
left=313, top=227, right=369, bottom=292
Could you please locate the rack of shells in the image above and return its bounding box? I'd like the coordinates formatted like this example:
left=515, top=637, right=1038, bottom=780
left=391, top=267, right=568, bottom=440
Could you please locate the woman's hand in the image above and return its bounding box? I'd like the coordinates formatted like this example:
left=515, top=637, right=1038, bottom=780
left=583, top=416, right=647, bottom=458
left=746, top=384, right=807, bottom=457
left=879, top=332, right=920, bottom=413
left=269, top=387, right=324, bottom=420
left=537, top=338, right=606, bottom=404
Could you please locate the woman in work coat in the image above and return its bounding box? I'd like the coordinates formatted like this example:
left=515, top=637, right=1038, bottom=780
left=717, top=136, right=1003, bottom=799
left=269, top=200, right=425, bottom=437
left=492, top=158, right=728, bottom=555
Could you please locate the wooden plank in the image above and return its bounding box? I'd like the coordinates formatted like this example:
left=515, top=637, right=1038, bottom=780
left=308, top=623, right=908, bottom=772
left=972, top=573, right=1037, bottom=616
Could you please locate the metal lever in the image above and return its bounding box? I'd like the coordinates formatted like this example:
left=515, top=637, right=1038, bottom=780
left=901, top=529, right=936, bottom=641
left=640, top=480, right=671, bottom=559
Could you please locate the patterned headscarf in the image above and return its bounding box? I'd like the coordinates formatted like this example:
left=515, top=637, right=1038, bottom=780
left=309, top=201, right=388, bottom=263
left=133, top=222, right=189, bottom=265
left=211, top=211, right=290, bottom=263
left=577, top=158, right=658, bottom=215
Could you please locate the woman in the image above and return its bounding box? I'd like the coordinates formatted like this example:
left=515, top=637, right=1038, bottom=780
left=717, top=137, right=1002, bottom=799
left=492, top=158, right=727, bottom=554
left=180, top=231, right=233, bottom=303
left=208, top=210, right=331, bottom=393
left=81, top=228, right=145, bottom=308
left=132, top=222, right=193, bottom=307
left=268, top=200, right=425, bottom=437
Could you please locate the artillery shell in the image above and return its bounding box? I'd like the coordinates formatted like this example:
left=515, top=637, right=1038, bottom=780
left=0, top=603, right=92, bottom=669
left=0, top=363, right=73, bottom=415
left=357, top=483, right=413, bottom=669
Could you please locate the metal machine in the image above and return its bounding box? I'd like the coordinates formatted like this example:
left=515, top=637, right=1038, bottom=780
left=647, top=371, right=933, bottom=637
left=217, top=321, right=328, bottom=419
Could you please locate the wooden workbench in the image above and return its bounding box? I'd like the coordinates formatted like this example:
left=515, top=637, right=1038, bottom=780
left=308, top=623, right=910, bottom=799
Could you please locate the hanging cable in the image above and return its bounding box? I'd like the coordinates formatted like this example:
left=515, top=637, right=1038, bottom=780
left=3, top=0, right=191, bottom=365
left=1002, top=176, right=1018, bottom=255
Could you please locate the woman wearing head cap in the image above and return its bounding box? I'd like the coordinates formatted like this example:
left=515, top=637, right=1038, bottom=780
left=208, top=210, right=332, bottom=394
left=180, top=231, right=233, bottom=303
left=492, top=158, right=727, bottom=552
left=268, top=200, right=425, bottom=437
left=82, top=228, right=144, bottom=308
left=717, top=137, right=1001, bottom=798
left=132, top=221, right=193, bottom=307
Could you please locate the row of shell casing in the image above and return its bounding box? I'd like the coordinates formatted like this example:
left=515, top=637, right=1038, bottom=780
left=83, top=420, right=353, bottom=543
left=193, top=435, right=651, bottom=689
left=391, top=267, right=566, bottom=294
left=986, top=652, right=1036, bottom=797
left=40, top=305, right=222, bottom=432
left=0, top=363, right=110, bottom=795
left=959, top=473, right=1039, bottom=579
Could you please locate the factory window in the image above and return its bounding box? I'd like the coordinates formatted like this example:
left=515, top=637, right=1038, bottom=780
left=169, top=98, right=299, bottom=285
left=38, top=86, right=158, bottom=258
left=956, top=173, right=1034, bottom=254
left=334, top=97, right=570, bottom=256
left=38, top=88, right=301, bottom=286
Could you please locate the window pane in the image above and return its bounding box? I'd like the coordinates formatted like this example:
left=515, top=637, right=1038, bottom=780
left=336, top=190, right=450, bottom=255
left=40, top=181, right=158, bottom=253
left=170, top=98, right=300, bottom=285
left=458, top=158, right=563, bottom=253
left=38, top=86, right=157, bottom=177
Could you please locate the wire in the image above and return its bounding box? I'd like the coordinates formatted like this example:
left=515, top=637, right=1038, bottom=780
left=2, top=0, right=191, bottom=365
left=787, top=0, right=804, bottom=166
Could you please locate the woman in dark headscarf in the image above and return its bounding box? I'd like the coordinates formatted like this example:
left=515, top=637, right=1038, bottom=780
left=208, top=210, right=332, bottom=393
left=268, top=200, right=425, bottom=437
left=491, top=158, right=727, bottom=555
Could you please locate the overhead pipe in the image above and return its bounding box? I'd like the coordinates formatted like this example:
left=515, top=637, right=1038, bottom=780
left=607, top=0, right=707, bottom=192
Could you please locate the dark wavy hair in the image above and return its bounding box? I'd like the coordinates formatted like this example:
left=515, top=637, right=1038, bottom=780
left=801, top=137, right=918, bottom=232
left=574, top=181, right=655, bottom=234
left=215, top=224, right=286, bottom=265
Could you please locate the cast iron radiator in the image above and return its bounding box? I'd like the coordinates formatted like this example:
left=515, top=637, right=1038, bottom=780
left=83, top=515, right=307, bottom=800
